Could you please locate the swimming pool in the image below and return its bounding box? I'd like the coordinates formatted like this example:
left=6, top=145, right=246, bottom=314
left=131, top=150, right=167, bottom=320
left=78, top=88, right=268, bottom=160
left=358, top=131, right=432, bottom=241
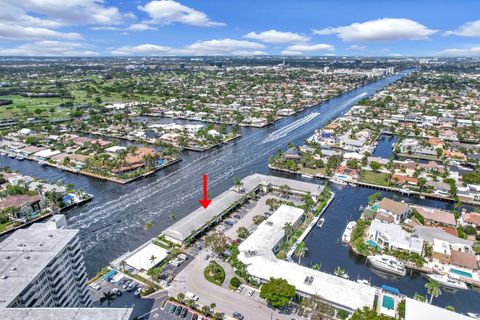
left=450, top=268, right=472, bottom=278
left=382, top=295, right=395, bottom=310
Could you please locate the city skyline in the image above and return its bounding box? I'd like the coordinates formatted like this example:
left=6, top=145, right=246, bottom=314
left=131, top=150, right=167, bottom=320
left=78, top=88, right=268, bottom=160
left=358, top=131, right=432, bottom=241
left=0, top=0, right=480, bottom=57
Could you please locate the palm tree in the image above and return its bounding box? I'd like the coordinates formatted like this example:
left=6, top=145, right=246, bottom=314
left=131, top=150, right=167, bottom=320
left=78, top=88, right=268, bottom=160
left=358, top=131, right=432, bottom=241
left=149, top=254, right=157, bottom=266
left=233, top=177, right=243, bottom=192
left=99, top=291, right=117, bottom=307
left=144, top=220, right=153, bottom=233
left=334, top=266, right=346, bottom=278
left=303, top=192, right=314, bottom=213
left=283, top=222, right=294, bottom=241
left=35, top=184, right=45, bottom=196
left=425, top=279, right=442, bottom=303
left=296, top=242, right=308, bottom=265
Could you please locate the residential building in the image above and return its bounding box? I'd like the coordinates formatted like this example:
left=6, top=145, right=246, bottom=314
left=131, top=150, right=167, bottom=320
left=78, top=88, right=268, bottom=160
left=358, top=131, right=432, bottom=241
left=411, top=205, right=457, bottom=227
left=377, top=198, right=412, bottom=223
left=0, top=215, right=92, bottom=308
left=368, top=220, right=423, bottom=255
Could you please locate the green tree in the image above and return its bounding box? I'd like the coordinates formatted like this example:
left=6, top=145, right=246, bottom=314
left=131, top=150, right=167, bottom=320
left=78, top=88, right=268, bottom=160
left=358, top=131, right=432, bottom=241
left=259, top=277, right=296, bottom=308
left=350, top=307, right=390, bottom=320
left=296, top=242, right=308, bottom=264
left=425, top=279, right=442, bottom=303
left=99, top=291, right=117, bottom=307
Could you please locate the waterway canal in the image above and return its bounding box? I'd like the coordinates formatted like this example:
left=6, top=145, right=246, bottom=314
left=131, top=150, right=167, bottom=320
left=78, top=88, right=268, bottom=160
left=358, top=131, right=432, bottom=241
left=6, top=70, right=479, bottom=313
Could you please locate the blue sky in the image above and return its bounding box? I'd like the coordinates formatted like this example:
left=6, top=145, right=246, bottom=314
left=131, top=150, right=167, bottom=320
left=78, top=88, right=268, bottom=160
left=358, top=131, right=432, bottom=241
left=1, top=0, right=480, bottom=56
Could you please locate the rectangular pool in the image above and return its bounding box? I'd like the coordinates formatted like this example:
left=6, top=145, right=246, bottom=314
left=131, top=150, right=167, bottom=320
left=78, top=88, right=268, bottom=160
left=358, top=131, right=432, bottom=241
left=382, top=295, right=395, bottom=310
left=450, top=268, right=472, bottom=278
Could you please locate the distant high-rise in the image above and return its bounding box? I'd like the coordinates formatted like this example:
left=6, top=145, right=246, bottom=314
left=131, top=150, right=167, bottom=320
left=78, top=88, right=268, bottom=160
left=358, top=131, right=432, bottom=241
left=0, top=215, right=92, bottom=308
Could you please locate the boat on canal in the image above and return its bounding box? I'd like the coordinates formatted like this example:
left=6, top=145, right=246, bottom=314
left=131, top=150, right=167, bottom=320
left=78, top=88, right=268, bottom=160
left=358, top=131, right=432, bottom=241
left=428, top=274, right=468, bottom=290
left=367, top=254, right=406, bottom=276
left=342, top=221, right=356, bottom=243
left=317, top=218, right=325, bottom=228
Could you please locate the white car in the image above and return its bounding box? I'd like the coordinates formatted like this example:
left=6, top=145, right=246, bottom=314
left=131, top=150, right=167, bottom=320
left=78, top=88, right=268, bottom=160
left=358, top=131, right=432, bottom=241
left=90, top=282, right=101, bottom=290
left=236, top=286, right=243, bottom=293
left=186, top=291, right=199, bottom=301
left=247, top=289, right=254, bottom=296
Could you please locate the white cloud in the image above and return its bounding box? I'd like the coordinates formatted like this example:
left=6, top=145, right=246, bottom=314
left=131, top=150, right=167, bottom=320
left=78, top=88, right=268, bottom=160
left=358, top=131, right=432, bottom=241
left=138, top=0, right=224, bottom=27
left=0, top=23, right=81, bottom=40
left=243, top=30, right=309, bottom=44
left=348, top=44, right=367, bottom=51
left=281, top=43, right=334, bottom=55
left=183, top=39, right=264, bottom=55
left=112, top=44, right=173, bottom=55
left=111, top=38, right=265, bottom=56
left=313, top=18, right=436, bottom=42
left=445, top=20, right=480, bottom=37
left=0, top=0, right=132, bottom=41
left=1, top=0, right=129, bottom=26
left=0, top=41, right=98, bottom=56
left=125, top=23, right=158, bottom=32
left=281, top=50, right=303, bottom=56
left=436, top=47, right=480, bottom=56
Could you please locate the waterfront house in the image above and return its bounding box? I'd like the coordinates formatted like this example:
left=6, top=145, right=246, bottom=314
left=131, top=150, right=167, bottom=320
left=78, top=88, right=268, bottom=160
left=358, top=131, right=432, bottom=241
left=460, top=212, right=480, bottom=229
left=411, top=205, right=457, bottom=227
left=391, top=174, right=418, bottom=186
left=432, top=239, right=451, bottom=264
left=377, top=198, right=411, bottom=223
left=334, top=166, right=359, bottom=183
left=368, top=220, right=424, bottom=255
left=0, top=195, right=42, bottom=221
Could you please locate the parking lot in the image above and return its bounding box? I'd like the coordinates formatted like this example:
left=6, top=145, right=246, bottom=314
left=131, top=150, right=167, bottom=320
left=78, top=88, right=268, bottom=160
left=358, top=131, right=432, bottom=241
left=89, top=276, right=167, bottom=320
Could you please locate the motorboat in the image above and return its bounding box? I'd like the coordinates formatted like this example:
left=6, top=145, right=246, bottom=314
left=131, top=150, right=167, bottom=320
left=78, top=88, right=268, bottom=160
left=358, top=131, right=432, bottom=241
left=367, top=255, right=406, bottom=276
left=342, top=221, right=356, bottom=243
left=428, top=274, right=468, bottom=290
left=356, top=279, right=370, bottom=285
left=15, top=155, right=24, bottom=160
left=467, top=313, right=480, bottom=319
left=301, top=174, right=313, bottom=179
left=317, top=218, right=325, bottom=228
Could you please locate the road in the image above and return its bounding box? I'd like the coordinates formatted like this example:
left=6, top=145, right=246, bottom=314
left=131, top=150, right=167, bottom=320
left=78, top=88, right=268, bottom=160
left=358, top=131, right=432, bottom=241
left=169, top=250, right=297, bottom=320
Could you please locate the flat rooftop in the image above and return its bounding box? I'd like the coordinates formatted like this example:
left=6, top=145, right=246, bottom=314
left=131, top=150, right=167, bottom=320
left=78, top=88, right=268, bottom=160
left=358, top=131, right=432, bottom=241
left=405, top=298, right=473, bottom=320
left=238, top=205, right=376, bottom=312
left=125, top=242, right=168, bottom=272
left=0, top=307, right=132, bottom=320
left=162, top=173, right=323, bottom=244
left=0, top=218, right=78, bottom=307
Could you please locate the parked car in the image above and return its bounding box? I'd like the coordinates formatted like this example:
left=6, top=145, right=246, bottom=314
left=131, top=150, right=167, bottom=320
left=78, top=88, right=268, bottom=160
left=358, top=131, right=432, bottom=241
left=191, top=314, right=198, bottom=320
left=247, top=289, right=254, bottom=296
left=126, top=281, right=137, bottom=292
left=175, top=306, right=183, bottom=316
left=186, top=292, right=199, bottom=301
left=233, top=311, right=244, bottom=320
left=180, top=307, right=188, bottom=318
left=112, top=288, right=122, bottom=296
left=204, top=254, right=210, bottom=260
left=122, top=281, right=130, bottom=289
left=224, top=220, right=234, bottom=226
left=234, top=214, right=241, bottom=220
left=134, top=287, right=142, bottom=296
left=90, top=282, right=101, bottom=290
left=236, top=286, right=243, bottom=293
left=168, top=304, right=177, bottom=314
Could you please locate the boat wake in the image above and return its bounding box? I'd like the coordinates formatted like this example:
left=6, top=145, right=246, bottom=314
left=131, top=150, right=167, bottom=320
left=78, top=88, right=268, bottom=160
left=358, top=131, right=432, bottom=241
left=263, top=112, right=320, bottom=143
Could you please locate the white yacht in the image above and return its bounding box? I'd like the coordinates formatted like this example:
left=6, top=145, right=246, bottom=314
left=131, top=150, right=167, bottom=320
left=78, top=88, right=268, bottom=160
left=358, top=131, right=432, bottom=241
left=317, top=218, right=325, bottom=228
left=301, top=174, right=313, bottom=179
left=342, top=221, right=356, bottom=243
left=367, top=255, right=406, bottom=276
left=428, top=274, right=468, bottom=290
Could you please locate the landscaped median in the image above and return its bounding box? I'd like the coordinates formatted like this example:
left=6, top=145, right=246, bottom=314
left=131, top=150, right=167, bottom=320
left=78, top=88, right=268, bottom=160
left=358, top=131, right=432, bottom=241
left=204, top=261, right=226, bottom=286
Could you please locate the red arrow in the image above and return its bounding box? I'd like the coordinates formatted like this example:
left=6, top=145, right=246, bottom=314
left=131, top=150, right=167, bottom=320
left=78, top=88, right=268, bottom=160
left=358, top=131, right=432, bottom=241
left=199, top=174, right=212, bottom=209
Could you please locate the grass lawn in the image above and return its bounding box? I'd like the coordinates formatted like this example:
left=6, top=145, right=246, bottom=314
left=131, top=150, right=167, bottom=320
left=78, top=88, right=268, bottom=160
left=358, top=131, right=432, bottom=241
left=301, top=166, right=327, bottom=176
left=0, top=95, right=71, bottom=120
left=204, top=261, right=225, bottom=286
left=360, top=171, right=390, bottom=187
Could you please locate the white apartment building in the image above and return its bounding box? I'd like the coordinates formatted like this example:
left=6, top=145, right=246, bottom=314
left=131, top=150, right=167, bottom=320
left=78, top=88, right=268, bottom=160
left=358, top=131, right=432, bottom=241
left=0, top=215, right=92, bottom=309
